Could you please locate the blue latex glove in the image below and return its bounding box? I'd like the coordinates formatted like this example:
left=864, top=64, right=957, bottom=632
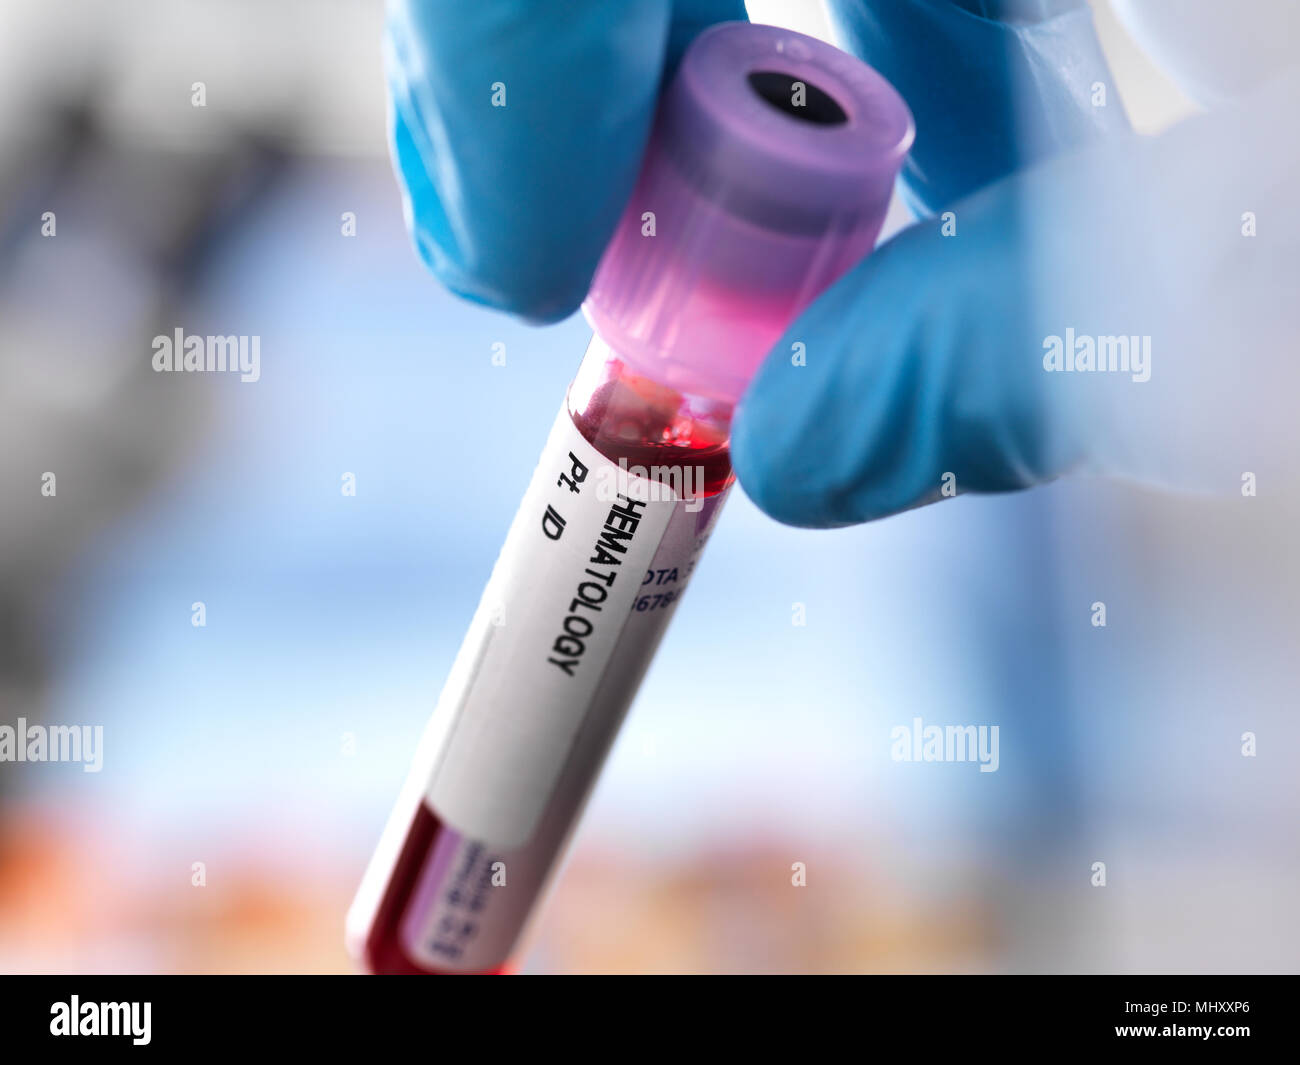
left=386, top=0, right=747, bottom=324
left=736, top=0, right=1298, bottom=525
left=387, top=0, right=1300, bottom=527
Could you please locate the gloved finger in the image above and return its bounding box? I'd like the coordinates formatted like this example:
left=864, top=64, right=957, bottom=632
left=825, top=0, right=1128, bottom=212
left=732, top=172, right=1074, bottom=529
left=385, top=0, right=746, bottom=324
left=731, top=77, right=1300, bottom=528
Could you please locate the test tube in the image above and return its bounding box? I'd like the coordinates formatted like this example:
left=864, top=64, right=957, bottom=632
left=347, top=21, right=913, bottom=975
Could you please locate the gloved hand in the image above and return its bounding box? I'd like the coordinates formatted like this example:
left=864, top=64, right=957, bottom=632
left=386, top=0, right=747, bottom=324
left=387, top=0, right=1300, bottom=527
left=734, top=0, right=1298, bottom=526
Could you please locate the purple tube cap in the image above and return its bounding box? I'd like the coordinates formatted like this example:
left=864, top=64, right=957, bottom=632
left=585, top=22, right=915, bottom=403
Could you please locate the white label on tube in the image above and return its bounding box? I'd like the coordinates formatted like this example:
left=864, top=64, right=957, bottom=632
left=405, top=442, right=727, bottom=972
left=424, top=404, right=699, bottom=849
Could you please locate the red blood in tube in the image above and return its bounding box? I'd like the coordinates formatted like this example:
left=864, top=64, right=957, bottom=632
left=570, top=355, right=735, bottom=497
left=355, top=807, right=474, bottom=975
left=355, top=359, right=730, bottom=976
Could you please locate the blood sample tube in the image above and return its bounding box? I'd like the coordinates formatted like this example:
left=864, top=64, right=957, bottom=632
left=347, top=22, right=913, bottom=975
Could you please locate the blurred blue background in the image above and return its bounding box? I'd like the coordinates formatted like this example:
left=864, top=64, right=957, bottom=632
left=0, top=0, right=1295, bottom=974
